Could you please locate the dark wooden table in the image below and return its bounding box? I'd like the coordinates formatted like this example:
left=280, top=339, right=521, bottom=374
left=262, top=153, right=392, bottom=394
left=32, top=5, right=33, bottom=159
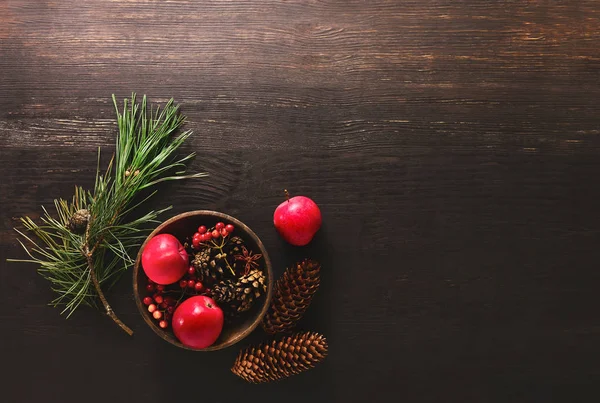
left=1, top=1, right=599, bottom=402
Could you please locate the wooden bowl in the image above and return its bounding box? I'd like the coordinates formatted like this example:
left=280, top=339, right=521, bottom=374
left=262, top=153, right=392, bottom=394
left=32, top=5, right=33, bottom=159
left=133, top=210, right=273, bottom=351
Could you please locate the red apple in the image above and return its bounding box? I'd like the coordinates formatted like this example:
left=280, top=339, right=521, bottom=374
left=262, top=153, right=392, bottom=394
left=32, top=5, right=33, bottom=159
left=141, top=233, right=189, bottom=285
left=273, top=190, right=322, bottom=246
left=172, top=296, right=224, bottom=349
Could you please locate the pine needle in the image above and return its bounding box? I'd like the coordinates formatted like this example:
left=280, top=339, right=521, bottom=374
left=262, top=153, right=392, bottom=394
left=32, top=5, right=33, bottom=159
left=7, top=94, right=207, bottom=334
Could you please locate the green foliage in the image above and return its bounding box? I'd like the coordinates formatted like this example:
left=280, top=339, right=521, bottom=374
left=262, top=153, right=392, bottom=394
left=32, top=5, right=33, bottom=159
left=9, top=94, right=206, bottom=318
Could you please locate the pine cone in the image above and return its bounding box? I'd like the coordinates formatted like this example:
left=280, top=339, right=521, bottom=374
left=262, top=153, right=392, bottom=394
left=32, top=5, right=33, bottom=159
left=234, top=269, right=267, bottom=313
left=67, top=209, right=90, bottom=234
left=231, top=332, right=328, bottom=383
left=212, top=279, right=236, bottom=304
left=193, top=249, right=225, bottom=284
left=261, top=259, right=321, bottom=334
left=192, top=248, right=211, bottom=269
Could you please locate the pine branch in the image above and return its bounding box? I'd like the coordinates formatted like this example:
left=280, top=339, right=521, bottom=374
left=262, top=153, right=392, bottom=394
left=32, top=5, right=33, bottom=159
left=8, top=94, right=207, bottom=334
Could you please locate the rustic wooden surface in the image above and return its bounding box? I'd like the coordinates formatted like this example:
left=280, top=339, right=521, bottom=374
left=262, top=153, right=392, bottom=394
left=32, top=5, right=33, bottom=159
left=1, top=0, right=599, bottom=402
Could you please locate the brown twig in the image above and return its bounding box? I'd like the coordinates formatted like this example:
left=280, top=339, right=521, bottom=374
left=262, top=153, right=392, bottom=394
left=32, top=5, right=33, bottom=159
left=83, top=217, right=133, bottom=336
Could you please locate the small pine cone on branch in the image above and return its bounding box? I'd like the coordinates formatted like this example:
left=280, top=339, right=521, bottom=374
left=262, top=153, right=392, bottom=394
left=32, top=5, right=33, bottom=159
left=231, top=331, right=328, bottom=383
left=67, top=209, right=90, bottom=234
left=261, top=259, right=321, bottom=334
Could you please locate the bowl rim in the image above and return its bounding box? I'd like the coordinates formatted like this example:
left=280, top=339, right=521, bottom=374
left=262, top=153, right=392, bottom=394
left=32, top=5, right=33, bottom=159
left=133, top=210, right=273, bottom=351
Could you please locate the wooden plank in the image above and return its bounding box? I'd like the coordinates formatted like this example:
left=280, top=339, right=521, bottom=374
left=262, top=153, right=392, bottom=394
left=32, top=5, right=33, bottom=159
left=1, top=1, right=599, bottom=402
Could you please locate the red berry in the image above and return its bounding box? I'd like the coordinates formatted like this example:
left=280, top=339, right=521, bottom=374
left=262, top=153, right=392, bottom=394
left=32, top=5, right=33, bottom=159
left=204, top=232, right=212, bottom=240
left=188, top=266, right=195, bottom=275
left=179, top=280, right=187, bottom=288
left=211, top=229, right=220, bottom=238
left=215, top=222, right=224, bottom=230
left=192, top=238, right=200, bottom=248
left=167, top=306, right=175, bottom=314
left=146, top=284, right=155, bottom=292
left=198, top=225, right=207, bottom=234
left=225, top=224, right=234, bottom=233
left=154, top=295, right=164, bottom=304
left=160, top=302, right=168, bottom=309
left=159, top=320, right=168, bottom=329
left=143, top=296, right=153, bottom=305
left=148, top=304, right=157, bottom=313
left=194, top=281, right=204, bottom=292
left=187, top=279, right=195, bottom=288
left=220, top=228, right=228, bottom=237
left=193, top=232, right=201, bottom=239
left=153, top=310, right=162, bottom=320
left=156, top=284, right=165, bottom=291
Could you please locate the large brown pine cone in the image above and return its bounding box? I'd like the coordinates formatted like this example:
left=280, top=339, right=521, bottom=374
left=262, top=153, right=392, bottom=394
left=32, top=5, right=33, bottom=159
left=261, top=259, right=321, bottom=334
left=231, top=331, right=328, bottom=383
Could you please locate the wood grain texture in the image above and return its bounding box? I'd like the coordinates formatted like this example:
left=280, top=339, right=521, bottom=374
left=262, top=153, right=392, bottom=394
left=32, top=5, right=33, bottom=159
left=1, top=0, right=599, bottom=402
